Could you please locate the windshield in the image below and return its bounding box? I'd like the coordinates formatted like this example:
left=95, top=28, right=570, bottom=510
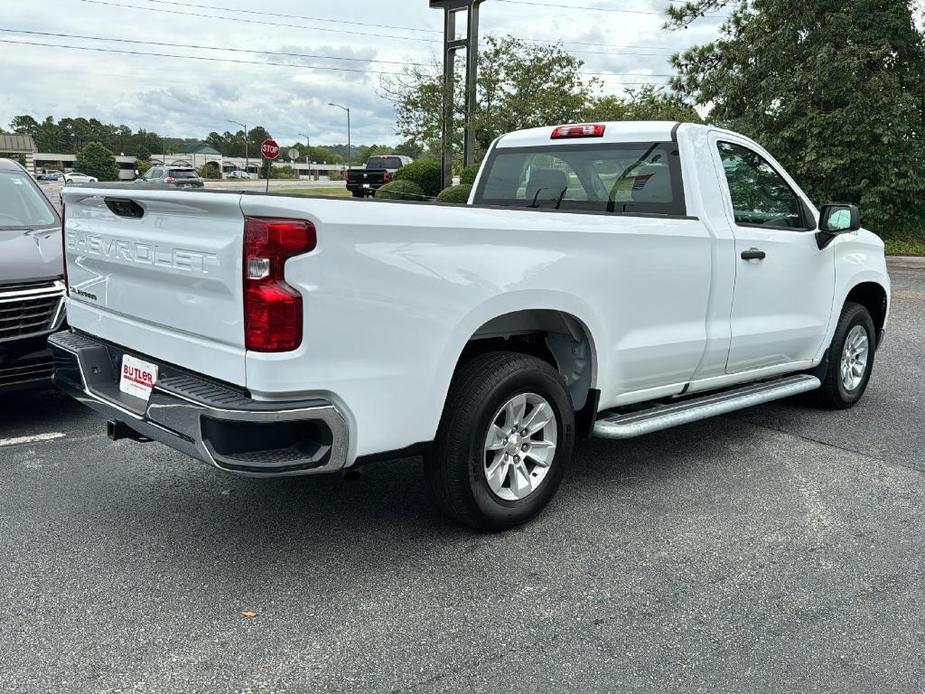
left=473, top=142, right=685, bottom=216
left=0, top=172, right=57, bottom=229
left=366, top=156, right=402, bottom=170
left=169, top=169, right=199, bottom=179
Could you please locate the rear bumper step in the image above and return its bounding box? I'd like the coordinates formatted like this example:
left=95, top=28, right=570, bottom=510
left=593, top=374, right=821, bottom=440
left=49, top=330, right=349, bottom=477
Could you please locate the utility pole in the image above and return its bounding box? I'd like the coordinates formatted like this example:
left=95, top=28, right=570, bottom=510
left=430, top=0, right=486, bottom=190
left=227, top=119, right=248, bottom=177
left=328, top=103, right=352, bottom=172
left=299, top=131, right=312, bottom=180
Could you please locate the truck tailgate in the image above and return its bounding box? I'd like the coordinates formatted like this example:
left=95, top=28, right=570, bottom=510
left=61, top=188, right=247, bottom=385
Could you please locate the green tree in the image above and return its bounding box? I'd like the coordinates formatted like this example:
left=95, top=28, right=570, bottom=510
left=205, top=131, right=229, bottom=154
left=74, top=142, right=118, bottom=181
left=310, top=146, right=344, bottom=164
left=10, top=115, right=39, bottom=137
left=584, top=85, right=703, bottom=123
left=667, top=0, right=925, bottom=237
left=383, top=36, right=602, bottom=162
left=393, top=139, right=424, bottom=160
left=135, top=143, right=151, bottom=162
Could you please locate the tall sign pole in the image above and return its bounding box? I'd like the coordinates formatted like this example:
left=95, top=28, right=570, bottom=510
left=463, top=0, right=482, bottom=168
left=430, top=0, right=486, bottom=190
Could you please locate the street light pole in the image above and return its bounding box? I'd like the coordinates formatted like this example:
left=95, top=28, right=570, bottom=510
left=328, top=103, right=352, bottom=171
left=227, top=119, right=248, bottom=177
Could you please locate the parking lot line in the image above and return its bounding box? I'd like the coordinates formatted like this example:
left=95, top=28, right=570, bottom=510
left=0, top=432, right=66, bottom=447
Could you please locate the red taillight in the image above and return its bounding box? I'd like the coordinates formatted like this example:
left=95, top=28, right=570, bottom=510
left=551, top=124, right=606, bottom=139
left=384, top=171, right=392, bottom=183
left=60, top=202, right=68, bottom=288
left=243, top=216, right=317, bottom=352
left=164, top=176, right=175, bottom=183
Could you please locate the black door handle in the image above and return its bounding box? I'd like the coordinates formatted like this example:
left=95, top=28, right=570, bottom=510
left=741, top=248, right=766, bottom=261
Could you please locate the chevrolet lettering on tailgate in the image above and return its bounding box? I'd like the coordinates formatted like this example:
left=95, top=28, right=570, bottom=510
left=66, top=231, right=219, bottom=275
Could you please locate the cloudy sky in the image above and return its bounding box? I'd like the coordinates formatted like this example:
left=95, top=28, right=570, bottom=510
left=0, top=0, right=727, bottom=146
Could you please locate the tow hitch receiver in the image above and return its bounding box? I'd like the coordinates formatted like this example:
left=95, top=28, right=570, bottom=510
left=107, top=420, right=152, bottom=443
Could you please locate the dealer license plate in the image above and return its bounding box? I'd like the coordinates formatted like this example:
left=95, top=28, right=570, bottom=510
left=119, top=354, right=158, bottom=401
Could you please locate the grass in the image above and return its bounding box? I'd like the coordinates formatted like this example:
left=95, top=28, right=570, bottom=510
left=284, top=187, right=351, bottom=198
left=884, top=237, right=925, bottom=257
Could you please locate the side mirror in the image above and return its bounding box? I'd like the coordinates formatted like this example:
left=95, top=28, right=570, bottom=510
left=816, top=203, right=860, bottom=249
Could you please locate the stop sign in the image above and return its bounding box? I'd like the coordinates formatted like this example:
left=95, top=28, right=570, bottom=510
left=261, top=139, right=280, bottom=160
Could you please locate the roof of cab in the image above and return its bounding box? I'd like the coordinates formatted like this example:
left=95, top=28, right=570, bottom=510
left=495, top=121, right=696, bottom=148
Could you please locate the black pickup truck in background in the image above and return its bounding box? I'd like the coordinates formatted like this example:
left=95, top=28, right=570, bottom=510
left=345, top=155, right=413, bottom=198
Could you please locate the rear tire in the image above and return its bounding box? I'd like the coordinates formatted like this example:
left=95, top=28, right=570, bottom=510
left=813, top=302, right=876, bottom=409
left=425, top=351, right=575, bottom=531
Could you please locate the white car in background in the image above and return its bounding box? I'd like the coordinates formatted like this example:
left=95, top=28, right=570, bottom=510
left=227, top=170, right=252, bottom=180
left=63, top=172, right=98, bottom=185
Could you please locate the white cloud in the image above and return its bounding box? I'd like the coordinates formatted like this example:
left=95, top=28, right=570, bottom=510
left=0, top=0, right=723, bottom=145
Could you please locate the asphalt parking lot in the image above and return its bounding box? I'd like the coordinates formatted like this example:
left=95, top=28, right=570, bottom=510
left=1, top=269, right=923, bottom=694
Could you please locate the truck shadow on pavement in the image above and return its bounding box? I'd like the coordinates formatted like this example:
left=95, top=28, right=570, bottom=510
left=69, top=412, right=765, bottom=573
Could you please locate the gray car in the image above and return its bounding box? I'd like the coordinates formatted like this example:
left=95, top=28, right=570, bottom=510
left=135, top=165, right=204, bottom=188
left=0, top=158, right=65, bottom=392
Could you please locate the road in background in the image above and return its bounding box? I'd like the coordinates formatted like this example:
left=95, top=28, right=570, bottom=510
left=36, top=178, right=346, bottom=210
left=1, top=271, right=923, bottom=692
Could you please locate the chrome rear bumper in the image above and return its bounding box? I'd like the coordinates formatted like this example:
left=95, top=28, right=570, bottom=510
left=49, top=331, right=349, bottom=477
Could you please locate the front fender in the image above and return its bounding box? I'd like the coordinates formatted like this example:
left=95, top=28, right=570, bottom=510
left=813, top=229, right=890, bottom=362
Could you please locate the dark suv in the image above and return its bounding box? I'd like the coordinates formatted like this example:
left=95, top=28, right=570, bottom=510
left=135, top=166, right=204, bottom=188
left=0, top=159, right=65, bottom=392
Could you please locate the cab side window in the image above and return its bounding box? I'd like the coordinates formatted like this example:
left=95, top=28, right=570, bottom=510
left=717, top=142, right=809, bottom=230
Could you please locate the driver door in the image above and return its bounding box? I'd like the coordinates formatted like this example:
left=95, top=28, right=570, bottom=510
left=712, top=137, right=835, bottom=374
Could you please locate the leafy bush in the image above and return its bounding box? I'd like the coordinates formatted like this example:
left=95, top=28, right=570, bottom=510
left=199, top=162, right=221, bottom=179
left=459, top=164, right=480, bottom=185
left=393, top=159, right=441, bottom=197
left=270, top=164, right=295, bottom=179
left=74, top=142, right=118, bottom=181
left=437, top=184, right=472, bottom=204
left=375, top=179, right=426, bottom=201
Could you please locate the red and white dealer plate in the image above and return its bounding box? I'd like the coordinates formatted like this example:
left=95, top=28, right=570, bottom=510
left=119, top=354, right=158, bottom=401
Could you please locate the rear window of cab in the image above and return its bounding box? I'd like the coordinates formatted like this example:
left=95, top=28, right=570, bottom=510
left=472, top=142, right=686, bottom=217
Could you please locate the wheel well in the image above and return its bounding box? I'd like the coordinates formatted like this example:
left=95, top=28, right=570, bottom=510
left=454, top=310, right=596, bottom=410
left=845, top=282, right=887, bottom=336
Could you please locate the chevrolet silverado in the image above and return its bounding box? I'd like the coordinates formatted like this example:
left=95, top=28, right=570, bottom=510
left=51, top=122, right=890, bottom=530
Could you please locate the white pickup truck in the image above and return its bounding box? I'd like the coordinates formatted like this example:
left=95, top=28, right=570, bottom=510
left=52, top=121, right=890, bottom=530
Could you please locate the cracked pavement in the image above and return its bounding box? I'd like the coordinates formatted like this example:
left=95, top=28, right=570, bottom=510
left=1, top=269, right=923, bottom=693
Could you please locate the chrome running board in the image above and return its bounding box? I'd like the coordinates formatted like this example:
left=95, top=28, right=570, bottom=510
left=592, top=374, right=821, bottom=440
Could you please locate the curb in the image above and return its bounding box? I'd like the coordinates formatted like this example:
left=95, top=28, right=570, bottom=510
left=886, top=256, right=925, bottom=271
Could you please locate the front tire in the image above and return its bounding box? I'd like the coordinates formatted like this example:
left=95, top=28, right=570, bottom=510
left=425, top=351, right=575, bottom=531
left=813, top=302, right=876, bottom=409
